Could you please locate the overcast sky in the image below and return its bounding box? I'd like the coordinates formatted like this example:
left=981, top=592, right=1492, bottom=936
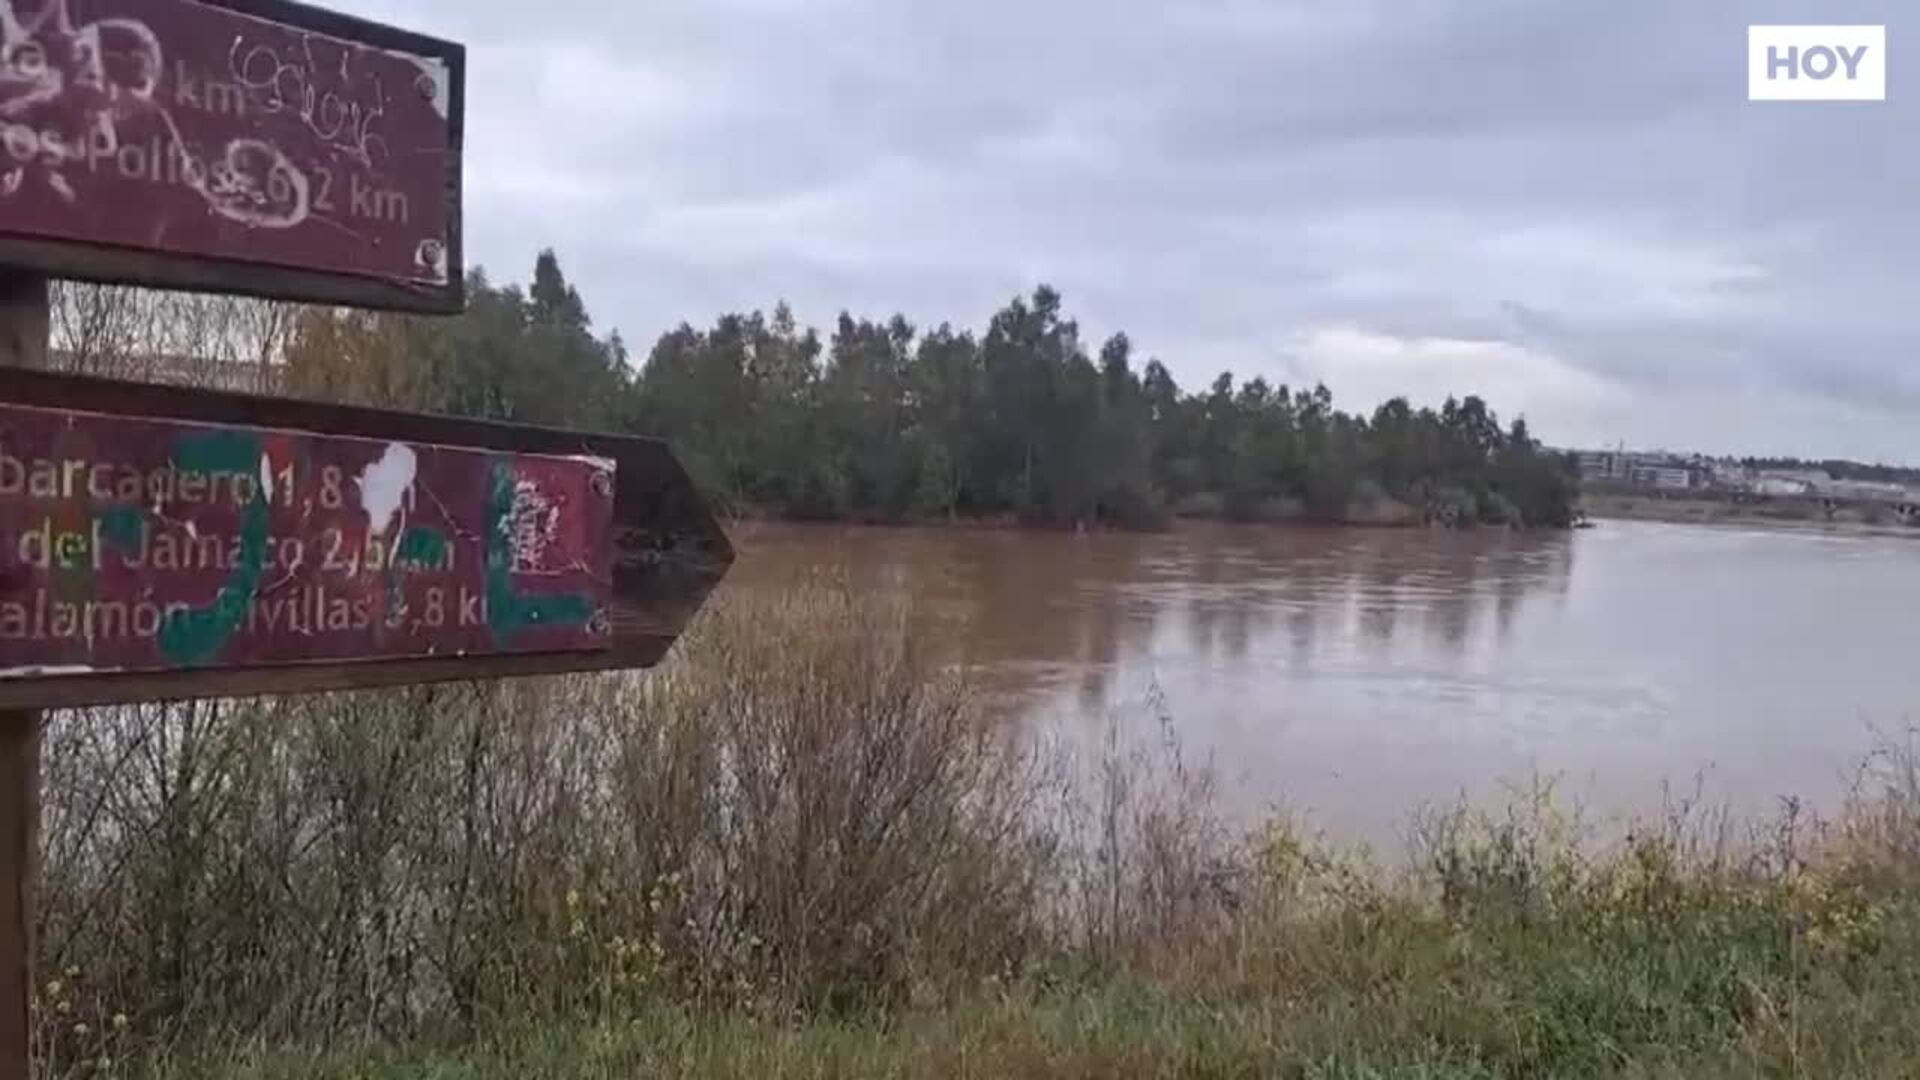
left=344, top=0, right=1917, bottom=461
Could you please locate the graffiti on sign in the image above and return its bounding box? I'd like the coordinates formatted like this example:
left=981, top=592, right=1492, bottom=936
left=0, top=0, right=458, bottom=298
left=0, top=403, right=612, bottom=677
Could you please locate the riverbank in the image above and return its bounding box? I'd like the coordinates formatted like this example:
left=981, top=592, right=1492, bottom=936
left=147, top=756, right=1920, bottom=1079
left=1583, top=490, right=1920, bottom=537
left=729, top=490, right=1553, bottom=534
left=45, top=585, right=1920, bottom=1078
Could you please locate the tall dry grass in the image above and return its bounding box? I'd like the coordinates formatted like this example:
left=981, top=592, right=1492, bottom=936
left=35, top=582, right=1076, bottom=1068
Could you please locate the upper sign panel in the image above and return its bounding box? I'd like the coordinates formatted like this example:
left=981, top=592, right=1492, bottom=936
left=0, top=0, right=462, bottom=311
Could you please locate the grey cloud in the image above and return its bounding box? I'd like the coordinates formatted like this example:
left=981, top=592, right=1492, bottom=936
left=340, top=0, right=1920, bottom=459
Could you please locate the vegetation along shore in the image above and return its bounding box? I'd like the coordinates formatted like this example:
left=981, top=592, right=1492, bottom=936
left=36, top=577, right=1920, bottom=1079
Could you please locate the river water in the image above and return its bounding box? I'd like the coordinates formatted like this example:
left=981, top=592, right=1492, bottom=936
left=723, top=519, right=1919, bottom=841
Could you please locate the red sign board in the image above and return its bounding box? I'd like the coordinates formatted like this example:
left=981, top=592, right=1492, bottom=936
left=0, top=402, right=612, bottom=677
left=0, top=0, right=461, bottom=311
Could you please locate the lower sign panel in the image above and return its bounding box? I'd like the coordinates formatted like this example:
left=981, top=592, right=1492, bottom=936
left=0, top=403, right=613, bottom=677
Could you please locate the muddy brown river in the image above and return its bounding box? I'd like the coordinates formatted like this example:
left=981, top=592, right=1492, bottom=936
left=723, top=519, right=1918, bottom=841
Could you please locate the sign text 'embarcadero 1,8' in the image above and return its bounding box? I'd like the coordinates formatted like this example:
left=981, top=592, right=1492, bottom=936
left=0, top=0, right=462, bottom=310
left=0, top=403, right=612, bottom=676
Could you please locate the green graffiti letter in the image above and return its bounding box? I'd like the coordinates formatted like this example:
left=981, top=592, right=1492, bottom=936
left=158, top=432, right=266, bottom=666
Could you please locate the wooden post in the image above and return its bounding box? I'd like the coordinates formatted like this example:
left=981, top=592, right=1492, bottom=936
left=0, top=270, right=48, bottom=1080
left=0, top=709, right=34, bottom=1080
left=0, top=272, right=47, bottom=370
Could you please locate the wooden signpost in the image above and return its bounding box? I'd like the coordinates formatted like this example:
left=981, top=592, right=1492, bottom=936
left=0, top=3, right=732, bottom=1075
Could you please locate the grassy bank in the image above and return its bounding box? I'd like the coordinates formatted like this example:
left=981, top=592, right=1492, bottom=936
left=148, top=779, right=1920, bottom=1079
left=1583, top=490, right=1920, bottom=535
left=39, top=585, right=1920, bottom=1078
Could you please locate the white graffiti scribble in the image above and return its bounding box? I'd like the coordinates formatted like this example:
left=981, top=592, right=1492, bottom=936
left=203, top=137, right=307, bottom=226
left=0, top=0, right=159, bottom=113
left=229, top=35, right=385, bottom=168
left=0, top=0, right=310, bottom=227
left=508, top=480, right=560, bottom=574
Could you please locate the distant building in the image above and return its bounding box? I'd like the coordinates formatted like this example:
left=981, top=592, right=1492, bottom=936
left=1765, top=469, right=1831, bottom=489
left=1576, top=451, right=1629, bottom=482
left=1709, top=462, right=1752, bottom=489
left=1575, top=448, right=1718, bottom=490
left=1622, top=463, right=1696, bottom=490
left=1753, top=476, right=1812, bottom=497
left=1576, top=451, right=1917, bottom=501
left=1648, top=467, right=1693, bottom=491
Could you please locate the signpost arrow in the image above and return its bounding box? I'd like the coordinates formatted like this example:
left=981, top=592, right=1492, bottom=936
left=0, top=367, right=735, bottom=708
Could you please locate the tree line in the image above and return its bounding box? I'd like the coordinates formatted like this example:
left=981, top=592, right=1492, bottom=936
left=281, top=251, right=1580, bottom=528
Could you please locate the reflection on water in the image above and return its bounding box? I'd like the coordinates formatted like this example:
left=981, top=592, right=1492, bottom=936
left=724, top=519, right=1914, bottom=841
